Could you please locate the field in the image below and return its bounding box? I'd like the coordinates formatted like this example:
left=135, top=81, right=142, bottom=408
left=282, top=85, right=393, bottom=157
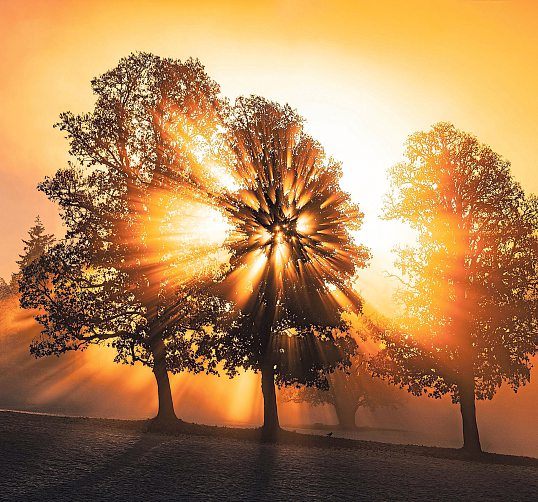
left=1, top=410, right=536, bottom=501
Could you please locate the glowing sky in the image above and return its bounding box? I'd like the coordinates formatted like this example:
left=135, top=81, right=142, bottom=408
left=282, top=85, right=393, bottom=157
left=1, top=0, right=538, bottom=310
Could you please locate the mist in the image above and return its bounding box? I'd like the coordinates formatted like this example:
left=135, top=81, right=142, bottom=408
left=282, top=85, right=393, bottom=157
left=1, top=296, right=536, bottom=457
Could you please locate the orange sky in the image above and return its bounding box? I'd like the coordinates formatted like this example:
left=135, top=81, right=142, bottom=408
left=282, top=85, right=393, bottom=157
left=1, top=0, right=538, bottom=309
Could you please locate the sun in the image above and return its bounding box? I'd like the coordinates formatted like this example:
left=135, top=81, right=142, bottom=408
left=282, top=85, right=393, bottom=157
left=296, top=97, right=418, bottom=312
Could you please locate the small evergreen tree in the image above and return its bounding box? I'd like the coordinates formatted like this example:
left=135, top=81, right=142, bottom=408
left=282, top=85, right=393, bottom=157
left=16, top=216, right=55, bottom=272
left=1, top=216, right=55, bottom=297
left=0, top=277, right=10, bottom=300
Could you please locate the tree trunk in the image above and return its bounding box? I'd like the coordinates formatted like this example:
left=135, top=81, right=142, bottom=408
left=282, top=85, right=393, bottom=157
left=458, top=378, right=482, bottom=454
left=259, top=270, right=280, bottom=440
left=334, top=399, right=358, bottom=430
left=261, top=358, right=280, bottom=439
left=150, top=337, right=178, bottom=424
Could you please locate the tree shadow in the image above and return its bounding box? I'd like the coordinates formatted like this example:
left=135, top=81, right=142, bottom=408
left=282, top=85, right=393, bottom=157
left=252, top=443, right=278, bottom=500
left=23, top=433, right=165, bottom=500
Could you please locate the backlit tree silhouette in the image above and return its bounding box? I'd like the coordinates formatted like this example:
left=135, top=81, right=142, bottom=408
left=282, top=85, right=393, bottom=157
left=372, top=123, right=538, bottom=453
left=216, top=96, right=370, bottom=437
left=19, top=53, right=231, bottom=425
left=281, top=346, right=402, bottom=430
left=2, top=216, right=54, bottom=297
left=16, top=216, right=55, bottom=272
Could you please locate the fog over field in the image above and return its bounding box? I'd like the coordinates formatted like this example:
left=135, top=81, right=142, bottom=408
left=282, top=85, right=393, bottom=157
left=1, top=4, right=538, bottom=502
left=1, top=296, right=536, bottom=458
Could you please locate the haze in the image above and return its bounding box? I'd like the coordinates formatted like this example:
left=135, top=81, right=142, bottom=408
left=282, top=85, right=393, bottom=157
left=1, top=0, right=537, bottom=457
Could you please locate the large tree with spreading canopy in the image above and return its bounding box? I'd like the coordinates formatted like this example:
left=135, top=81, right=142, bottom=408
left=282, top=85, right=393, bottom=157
left=372, top=122, right=538, bottom=453
left=215, top=96, right=370, bottom=437
left=281, top=348, right=402, bottom=430
left=19, top=53, right=232, bottom=425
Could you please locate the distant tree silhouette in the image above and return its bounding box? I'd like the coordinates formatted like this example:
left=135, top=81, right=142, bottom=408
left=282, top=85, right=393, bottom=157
left=19, top=53, right=231, bottom=425
left=0, top=277, right=9, bottom=300
left=216, top=96, right=370, bottom=438
left=16, top=217, right=55, bottom=272
left=281, top=349, right=402, bottom=430
left=0, top=216, right=54, bottom=299
left=372, top=123, right=538, bottom=453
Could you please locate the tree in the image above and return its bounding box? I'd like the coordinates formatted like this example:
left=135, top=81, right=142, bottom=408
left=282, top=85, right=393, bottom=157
left=216, top=96, right=370, bottom=438
left=16, top=216, right=55, bottom=272
left=372, top=122, right=538, bottom=453
left=0, top=216, right=54, bottom=299
left=281, top=349, right=402, bottom=430
left=19, top=53, right=230, bottom=425
left=0, top=277, right=9, bottom=300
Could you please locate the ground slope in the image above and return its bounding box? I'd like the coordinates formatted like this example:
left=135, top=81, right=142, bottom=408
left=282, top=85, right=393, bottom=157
left=1, top=411, right=536, bottom=501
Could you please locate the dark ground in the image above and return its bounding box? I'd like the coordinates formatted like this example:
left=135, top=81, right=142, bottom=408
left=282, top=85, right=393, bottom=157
left=1, top=410, right=537, bottom=501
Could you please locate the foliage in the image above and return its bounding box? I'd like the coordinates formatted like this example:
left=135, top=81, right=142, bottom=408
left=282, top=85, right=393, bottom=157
left=16, top=216, right=55, bottom=272
left=215, top=95, right=370, bottom=388
left=371, top=122, right=538, bottom=403
left=281, top=350, right=402, bottom=409
left=0, top=216, right=54, bottom=300
left=19, top=53, right=231, bottom=374
left=0, top=277, right=9, bottom=300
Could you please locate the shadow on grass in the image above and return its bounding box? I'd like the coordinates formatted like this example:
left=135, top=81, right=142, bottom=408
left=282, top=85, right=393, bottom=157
left=139, top=414, right=537, bottom=467
left=3, top=410, right=537, bottom=468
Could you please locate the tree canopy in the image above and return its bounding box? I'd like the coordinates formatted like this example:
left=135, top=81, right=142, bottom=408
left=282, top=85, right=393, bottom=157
left=282, top=347, right=402, bottom=430
left=372, top=122, right=538, bottom=452
left=214, top=96, right=370, bottom=433
left=19, top=53, right=231, bottom=423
